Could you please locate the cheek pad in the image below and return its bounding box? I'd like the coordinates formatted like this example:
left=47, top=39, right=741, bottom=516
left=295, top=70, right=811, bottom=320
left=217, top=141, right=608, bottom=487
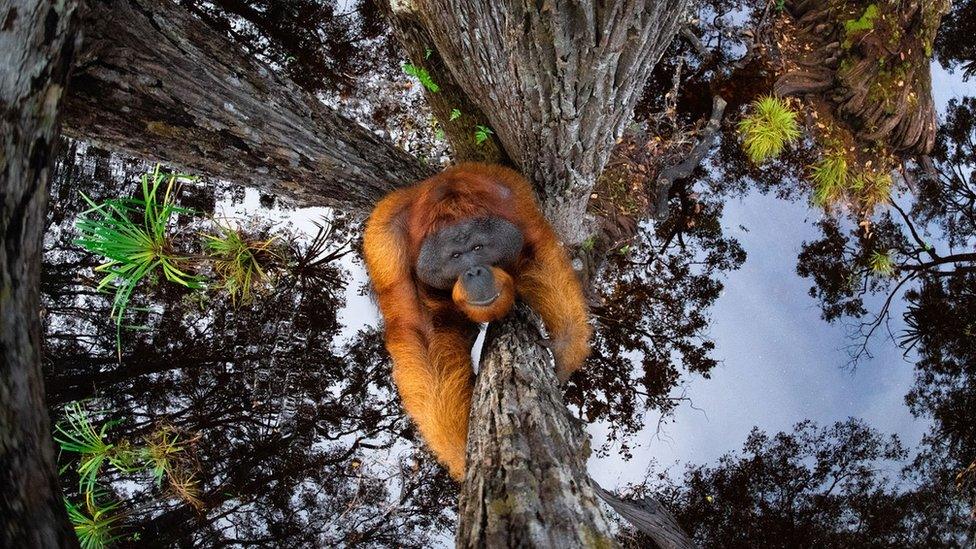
left=484, top=219, right=524, bottom=265
left=416, top=236, right=458, bottom=289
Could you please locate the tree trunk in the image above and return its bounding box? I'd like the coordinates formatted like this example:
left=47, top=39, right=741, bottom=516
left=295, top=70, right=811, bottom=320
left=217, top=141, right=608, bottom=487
left=396, top=0, right=689, bottom=243
left=457, top=306, right=614, bottom=548
left=774, top=0, right=950, bottom=154
left=0, top=0, right=82, bottom=546
left=387, top=3, right=694, bottom=546
left=62, top=0, right=432, bottom=214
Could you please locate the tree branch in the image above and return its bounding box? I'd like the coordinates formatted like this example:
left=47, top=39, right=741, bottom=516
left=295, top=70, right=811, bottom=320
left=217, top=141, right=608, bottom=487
left=592, top=483, right=696, bottom=549
left=907, top=253, right=976, bottom=271
left=652, top=95, right=727, bottom=220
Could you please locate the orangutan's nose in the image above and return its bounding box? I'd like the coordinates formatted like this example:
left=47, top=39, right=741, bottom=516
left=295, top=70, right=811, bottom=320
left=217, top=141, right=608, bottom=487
left=462, top=266, right=498, bottom=305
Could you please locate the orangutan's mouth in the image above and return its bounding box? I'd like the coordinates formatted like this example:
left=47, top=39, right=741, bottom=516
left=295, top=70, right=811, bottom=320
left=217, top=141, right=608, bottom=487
left=467, top=293, right=500, bottom=307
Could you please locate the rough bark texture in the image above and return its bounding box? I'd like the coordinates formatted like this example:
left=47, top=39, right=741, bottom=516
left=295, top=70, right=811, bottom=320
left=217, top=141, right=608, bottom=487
left=0, top=0, right=82, bottom=546
left=457, top=306, right=614, bottom=548
left=398, top=0, right=689, bottom=243
left=774, top=0, right=950, bottom=154
left=63, top=0, right=432, bottom=214
left=386, top=8, right=508, bottom=164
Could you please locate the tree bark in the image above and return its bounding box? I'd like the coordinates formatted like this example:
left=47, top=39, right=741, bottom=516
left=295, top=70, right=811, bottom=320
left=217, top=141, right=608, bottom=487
left=62, top=0, right=433, bottom=214
left=386, top=8, right=508, bottom=164
left=385, top=3, right=695, bottom=546
left=774, top=0, right=950, bottom=155
left=457, top=306, right=614, bottom=548
left=397, top=0, right=689, bottom=243
left=1, top=0, right=82, bottom=546
left=592, top=484, right=695, bottom=549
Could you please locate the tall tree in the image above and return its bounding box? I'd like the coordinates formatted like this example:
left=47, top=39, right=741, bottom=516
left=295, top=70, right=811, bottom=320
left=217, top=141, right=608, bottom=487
left=385, top=2, right=691, bottom=544
left=0, top=0, right=83, bottom=545
left=64, top=0, right=432, bottom=214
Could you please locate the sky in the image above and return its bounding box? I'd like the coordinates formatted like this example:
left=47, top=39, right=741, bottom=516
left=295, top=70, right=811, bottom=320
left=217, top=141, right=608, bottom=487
left=587, top=190, right=927, bottom=488
left=589, top=60, right=974, bottom=490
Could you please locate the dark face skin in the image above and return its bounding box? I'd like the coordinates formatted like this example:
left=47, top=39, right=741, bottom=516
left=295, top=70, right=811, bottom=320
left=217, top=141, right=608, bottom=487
left=416, top=217, right=523, bottom=304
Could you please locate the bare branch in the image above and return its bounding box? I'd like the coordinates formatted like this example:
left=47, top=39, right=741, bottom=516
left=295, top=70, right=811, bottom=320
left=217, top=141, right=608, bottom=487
left=592, top=482, right=697, bottom=549
left=652, top=95, right=727, bottom=220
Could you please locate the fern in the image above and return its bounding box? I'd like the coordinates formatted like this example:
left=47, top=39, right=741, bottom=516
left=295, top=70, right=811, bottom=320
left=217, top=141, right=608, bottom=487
left=403, top=63, right=440, bottom=93
left=474, top=125, right=494, bottom=144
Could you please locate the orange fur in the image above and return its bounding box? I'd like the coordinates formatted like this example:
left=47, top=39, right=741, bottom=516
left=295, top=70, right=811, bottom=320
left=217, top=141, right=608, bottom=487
left=362, top=163, right=591, bottom=479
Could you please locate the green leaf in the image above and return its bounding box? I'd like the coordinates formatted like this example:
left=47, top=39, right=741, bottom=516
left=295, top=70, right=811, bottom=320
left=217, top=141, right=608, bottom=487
left=402, top=63, right=440, bottom=93
left=74, top=165, right=203, bottom=355
left=474, top=125, right=494, bottom=145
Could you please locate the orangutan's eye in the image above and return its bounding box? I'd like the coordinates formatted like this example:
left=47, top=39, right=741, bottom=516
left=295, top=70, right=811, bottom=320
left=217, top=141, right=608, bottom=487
left=473, top=245, right=483, bottom=251
left=451, top=252, right=461, bottom=259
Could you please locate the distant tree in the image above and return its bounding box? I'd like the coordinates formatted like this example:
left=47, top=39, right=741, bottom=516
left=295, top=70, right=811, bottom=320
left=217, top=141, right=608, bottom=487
left=571, top=195, right=746, bottom=454
left=620, top=419, right=970, bottom=548
left=796, top=95, right=976, bottom=360
left=180, top=0, right=394, bottom=95
left=790, top=95, right=976, bottom=527
left=934, top=0, right=976, bottom=79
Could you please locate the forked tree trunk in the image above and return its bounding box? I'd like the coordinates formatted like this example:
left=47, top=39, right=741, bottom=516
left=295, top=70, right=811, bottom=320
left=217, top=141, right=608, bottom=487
left=396, top=0, right=689, bottom=243
left=0, top=0, right=82, bottom=545
left=63, top=0, right=432, bottom=214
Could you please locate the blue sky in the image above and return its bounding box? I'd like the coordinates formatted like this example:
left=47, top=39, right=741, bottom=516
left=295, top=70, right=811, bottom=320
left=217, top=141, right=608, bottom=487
left=588, top=190, right=927, bottom=488
left=589, top=61, right=974, bottom=490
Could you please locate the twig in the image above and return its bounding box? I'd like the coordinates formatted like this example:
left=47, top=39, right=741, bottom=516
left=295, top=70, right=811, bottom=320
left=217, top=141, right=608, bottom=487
left=680, top=26, right=710, bottom=62
left=663, top=57, right=685, bottom=125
